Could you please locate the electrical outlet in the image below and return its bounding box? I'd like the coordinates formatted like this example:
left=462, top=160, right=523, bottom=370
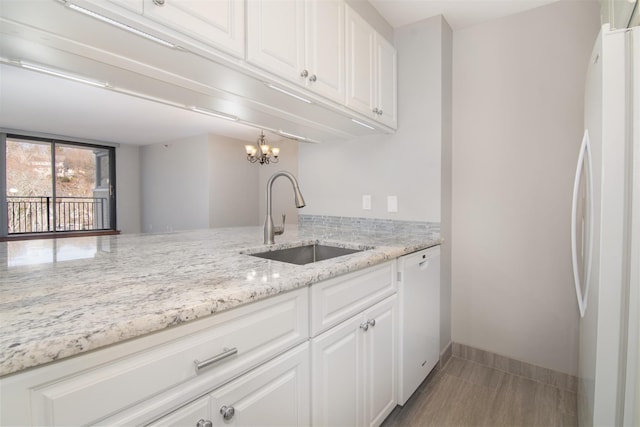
left=387, top=196, right=398, bottom=213
left=362, top=195, right=372, bottom=210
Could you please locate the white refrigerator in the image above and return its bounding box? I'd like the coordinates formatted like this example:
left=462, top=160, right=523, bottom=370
left=571, top=24, right=640, bottom=426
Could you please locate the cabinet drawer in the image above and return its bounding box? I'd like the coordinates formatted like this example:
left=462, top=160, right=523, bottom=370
left=310, top=262, right=395, bottom=337
left=30, top=288, right=308, bottom=426
left=145, top=343, right=309, bottom=427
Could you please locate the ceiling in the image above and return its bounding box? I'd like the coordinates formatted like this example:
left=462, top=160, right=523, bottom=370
left=0, top=0, right=563, bottom=147
left=0, top=64, right=261, bottom=146
left=369, top=0, right=561, bottom=30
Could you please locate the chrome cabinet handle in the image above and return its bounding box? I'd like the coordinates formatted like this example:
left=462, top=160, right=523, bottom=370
left=309, top=74, right=317, bottom=82
left=300, top=69, right=309, bottom=78
left=194, top=347, right=238, bottom=373
left=152, top=0, right=165, bottom=5
left=372, top=107, right=380, bottom=114
left=196, top=419, right=212, bottom=427
left=367, top=319, right=376, bottom=327
left=220, top=406, right=235, bottom=421
left=377, top=109, right=383, bottom=115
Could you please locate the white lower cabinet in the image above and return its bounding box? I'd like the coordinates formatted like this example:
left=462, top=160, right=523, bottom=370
left=149, top=342, right=310, bottom=427
left=1, top=263, right=410, bottom=427
left=147, top=397, right=211, bottom=427
left=1, top=288, right=308, bottom=426
left=311, top=295, right=397, bottom=427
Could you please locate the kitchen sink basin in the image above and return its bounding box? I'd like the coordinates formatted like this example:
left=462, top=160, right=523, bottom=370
left=247, top=243, right=366, bottom=265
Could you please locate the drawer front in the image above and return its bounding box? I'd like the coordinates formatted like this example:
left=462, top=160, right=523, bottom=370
left=30, top=288, right=308, bottom=426
left=310, top=262, right=395, bottom=337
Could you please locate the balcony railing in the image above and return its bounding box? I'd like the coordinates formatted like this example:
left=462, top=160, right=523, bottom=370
left=7, top=196, right=108, bottom=234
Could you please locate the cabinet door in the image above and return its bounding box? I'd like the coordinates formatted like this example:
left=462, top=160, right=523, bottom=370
left=305, top=0, right=344, bottom=103
left=107, top=0, right=143, bottom=13
left=311, top=315, right=363, bottom=427
left=247, top=0, right=305, bottom=82
left=345, top=5, right=375, bottom=117
left=208, top=343, right=310, bottom=427
left=146, top=397, right=211, bottom=427
left=375, top=35, right=397, bottom=128
left=143, top=0, right=244, bottom=57
left=362, top=295, right=397, bottom=427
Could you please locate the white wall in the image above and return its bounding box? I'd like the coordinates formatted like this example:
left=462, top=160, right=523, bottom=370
left=208, top=134, right=260, bottom=227
left=440, top=19, right=453, bottom=355
left=140, top=135, right=210, bottom=232
left=115, top=144, right=141, bottom=234
left=258, top=138, right=301, bottom=225
left=298, top=15, right=450, bottom=223
left=451, top=0, right=600, bottom=375
left=140, top=133, right=288, bottom=232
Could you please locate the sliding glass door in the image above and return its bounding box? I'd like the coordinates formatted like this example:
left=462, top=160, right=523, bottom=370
left=3, top=135, right=116, bottom=236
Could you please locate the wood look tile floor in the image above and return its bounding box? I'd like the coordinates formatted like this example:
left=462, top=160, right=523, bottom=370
left=382, top=357, right=578, bottom=427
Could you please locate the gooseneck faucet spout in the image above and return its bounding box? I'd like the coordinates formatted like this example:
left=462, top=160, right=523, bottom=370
left=264, top=171, right=306, bottom=245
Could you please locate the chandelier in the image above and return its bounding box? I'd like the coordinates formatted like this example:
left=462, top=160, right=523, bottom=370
left=245, top=130, right=280, bottom=164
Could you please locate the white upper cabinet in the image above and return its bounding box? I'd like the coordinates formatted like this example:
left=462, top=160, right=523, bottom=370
left=375, top=35, right=397, bottom=128
left=345, top=5, right=397, bottom=128
left=143, top=0, right=245, bottom=57
left=345, top=6, right=375, bottom=118
left=304, top=0, right=345, bottom=103
left=246, top=0, right=305, bottom=81
left=247, top=0, right=345, bottom=103
left=107, top=0, right=144, bottom=13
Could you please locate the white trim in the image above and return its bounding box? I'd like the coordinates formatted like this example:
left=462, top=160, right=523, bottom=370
left=0, top=128, right=120, bottom=148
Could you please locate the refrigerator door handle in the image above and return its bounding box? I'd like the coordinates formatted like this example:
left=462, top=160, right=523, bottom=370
left=571, top=129, right=594, bottom=318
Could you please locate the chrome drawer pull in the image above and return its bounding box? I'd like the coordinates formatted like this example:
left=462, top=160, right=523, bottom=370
left=194, top=347, right=238, bottom=373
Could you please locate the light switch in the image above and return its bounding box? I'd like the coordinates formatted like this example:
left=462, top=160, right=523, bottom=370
left=387, top=196, right=398, bottom=213
left=362, top=195, right=372, bottom=210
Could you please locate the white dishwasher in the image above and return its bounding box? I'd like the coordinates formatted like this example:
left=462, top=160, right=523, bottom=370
left=397, top=245, right=440, bottom=405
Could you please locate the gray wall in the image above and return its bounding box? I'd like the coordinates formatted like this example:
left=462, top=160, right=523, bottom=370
left=208, top=134, right=260, bottom=228
left=451, top=0, right=600, bottom=375
left=140, top=133, right=292, bottom=232
left=440, top=18, right=453, bottom=356
left=140, top=135, right=210, bottom=233
left=115, top=144, right=141, bottom=233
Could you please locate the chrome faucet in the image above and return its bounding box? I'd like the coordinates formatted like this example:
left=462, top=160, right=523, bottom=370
left=264, top=171, right=306, bottom=244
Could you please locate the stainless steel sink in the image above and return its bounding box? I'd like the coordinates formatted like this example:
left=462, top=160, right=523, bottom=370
left=247, top=243, right=366, bottom=265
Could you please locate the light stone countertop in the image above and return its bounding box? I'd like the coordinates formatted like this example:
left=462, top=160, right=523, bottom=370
left=0, top=225, right=440, bottom=377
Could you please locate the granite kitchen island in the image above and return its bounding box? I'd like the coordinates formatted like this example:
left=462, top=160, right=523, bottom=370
left=0, top=221, right=440, bottom=377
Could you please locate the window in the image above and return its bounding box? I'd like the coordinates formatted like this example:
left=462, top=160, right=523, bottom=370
left=1, top=134, right=116, bottom=238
